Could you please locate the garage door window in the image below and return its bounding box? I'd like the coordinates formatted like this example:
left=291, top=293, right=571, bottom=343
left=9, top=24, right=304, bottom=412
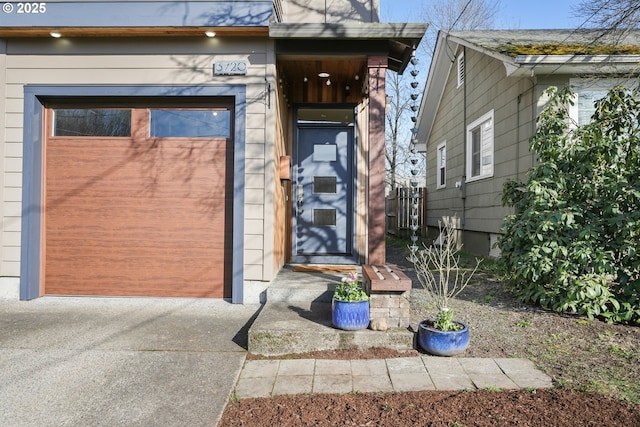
left=150, top=109, right=231, bottom=138
left=53, top=109, right=131, bottom=137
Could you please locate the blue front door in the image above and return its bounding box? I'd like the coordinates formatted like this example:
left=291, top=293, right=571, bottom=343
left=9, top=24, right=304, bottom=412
left=293, top=125, right=355, bottom=263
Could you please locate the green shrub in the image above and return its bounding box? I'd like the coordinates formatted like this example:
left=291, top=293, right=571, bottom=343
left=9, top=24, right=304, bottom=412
left=498, top=85, right=640, bottom=324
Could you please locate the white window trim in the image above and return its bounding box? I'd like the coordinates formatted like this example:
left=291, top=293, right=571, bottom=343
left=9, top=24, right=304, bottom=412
left=436, top=141, right=446, bottom=189
left=466, top=110, right=494, bottom=183
left=456, top=51, right=465, bottom=88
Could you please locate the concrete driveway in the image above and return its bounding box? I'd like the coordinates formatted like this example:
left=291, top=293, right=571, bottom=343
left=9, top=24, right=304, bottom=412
left=0, top=297, right=261, bottom=426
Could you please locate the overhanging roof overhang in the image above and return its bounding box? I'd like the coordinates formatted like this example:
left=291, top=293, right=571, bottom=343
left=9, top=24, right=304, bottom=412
left=0, top=1, right=272, bottom=38
left=270, top=22, right=427, bottom=74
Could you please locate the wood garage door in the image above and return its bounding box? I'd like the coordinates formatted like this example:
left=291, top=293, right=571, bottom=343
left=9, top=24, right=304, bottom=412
left=43, top=103, right=233, bottom=297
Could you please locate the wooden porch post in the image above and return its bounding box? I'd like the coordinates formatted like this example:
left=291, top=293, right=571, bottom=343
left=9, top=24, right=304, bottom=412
left=367, top=55, right=388, bottom=264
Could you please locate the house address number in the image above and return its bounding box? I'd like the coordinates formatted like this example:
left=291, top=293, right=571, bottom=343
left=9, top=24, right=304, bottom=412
left=214, top=60, right=248, bottom=76
left=2, top=2, right=47, bottom=14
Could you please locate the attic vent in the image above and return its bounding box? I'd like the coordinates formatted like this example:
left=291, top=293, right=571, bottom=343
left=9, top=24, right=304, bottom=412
left=457, top=51, right=465, bottom=88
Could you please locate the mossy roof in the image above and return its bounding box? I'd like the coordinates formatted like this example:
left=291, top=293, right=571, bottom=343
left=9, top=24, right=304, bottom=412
left=449, top=29, right=640, bottom=57
left=497, top=43, right=640, bottom=56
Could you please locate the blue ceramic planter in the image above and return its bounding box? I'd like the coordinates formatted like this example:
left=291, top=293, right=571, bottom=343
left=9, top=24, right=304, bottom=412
left=332, top=299, right=370, bottom=330
left=418, top=320, right=469, bottom=356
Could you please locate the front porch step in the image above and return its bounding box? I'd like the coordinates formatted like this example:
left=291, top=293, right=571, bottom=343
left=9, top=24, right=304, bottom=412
left=265, top=265, right=348, bottom=303
left=248, top=266, right=415, bottom=356
left=248, top=301, right=415, bottom=356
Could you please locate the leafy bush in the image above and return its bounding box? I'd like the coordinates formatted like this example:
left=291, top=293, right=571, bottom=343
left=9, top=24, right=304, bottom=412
left=498, top=85, right=640, bottom=324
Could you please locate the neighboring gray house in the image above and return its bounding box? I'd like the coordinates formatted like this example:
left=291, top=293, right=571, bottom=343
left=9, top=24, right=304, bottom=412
left=415, top=29, right=640, bottom=256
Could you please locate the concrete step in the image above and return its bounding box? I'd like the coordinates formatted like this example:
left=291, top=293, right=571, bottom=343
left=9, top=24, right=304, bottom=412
left=248, top=301, right=415, bottom=356
left=248, top=265, right=415, bottom=356
left=267, top=282, right=334, bottom=303
left=265, top=266, right=347, bottom=303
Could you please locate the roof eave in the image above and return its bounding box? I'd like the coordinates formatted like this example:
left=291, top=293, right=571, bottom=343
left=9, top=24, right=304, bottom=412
left=269, top=22, right=428, bottom=40
left=270, top=22, right=427, bottom=73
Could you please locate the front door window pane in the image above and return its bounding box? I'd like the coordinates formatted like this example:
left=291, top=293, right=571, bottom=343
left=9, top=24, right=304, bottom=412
left=313, top=209, right=336, bottom=226
left=313, top=144, right=337, bottom=162
left=314, top=177, right=337, bottom=194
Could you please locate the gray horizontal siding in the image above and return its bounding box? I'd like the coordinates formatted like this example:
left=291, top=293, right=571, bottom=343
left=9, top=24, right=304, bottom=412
left=425, top=46, right=539, bottom=237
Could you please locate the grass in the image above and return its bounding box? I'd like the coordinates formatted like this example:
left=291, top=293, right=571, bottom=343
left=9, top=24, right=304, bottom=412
left=526, top=331, right=640, bottom=403
left=608, top=345, right=634, bottom=359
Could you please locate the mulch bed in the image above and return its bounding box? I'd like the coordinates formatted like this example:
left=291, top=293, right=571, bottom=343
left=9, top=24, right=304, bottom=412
left=220, top=388, right=640, bottom=426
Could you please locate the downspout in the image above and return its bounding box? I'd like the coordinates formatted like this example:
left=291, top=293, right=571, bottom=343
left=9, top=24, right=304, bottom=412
left=529, top=73, right=537, bottom=170
left=461, top=46, right=466, bottom=229
left=516, top=94, right=521, bottom=182
left=516, top=77, right=537, bottom=182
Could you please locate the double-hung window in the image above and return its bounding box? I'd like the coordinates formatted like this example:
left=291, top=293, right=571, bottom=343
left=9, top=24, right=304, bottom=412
left=466, top=110, right=494, bottom=182
left=436, top=141, right=446, bottom=189
left=569, top=78, right=629, bottom=126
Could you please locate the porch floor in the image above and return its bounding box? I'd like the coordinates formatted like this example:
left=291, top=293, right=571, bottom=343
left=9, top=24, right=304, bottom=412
left=247, top=265, right=415, bottom=356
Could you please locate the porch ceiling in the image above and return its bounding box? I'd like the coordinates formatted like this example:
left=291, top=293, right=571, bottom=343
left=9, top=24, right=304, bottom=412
left=278, top=56, right=367, bottom=90
left=277, top=56, right=368, bottom=104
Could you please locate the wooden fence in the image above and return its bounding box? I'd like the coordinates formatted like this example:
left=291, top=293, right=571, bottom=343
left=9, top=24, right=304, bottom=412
left=386, top=187, right=426, bottom=236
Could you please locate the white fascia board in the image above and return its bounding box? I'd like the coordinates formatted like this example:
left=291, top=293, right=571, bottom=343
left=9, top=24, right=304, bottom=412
left=446, top=33, right=520, bottom=76
left=511, top=54, right=640, bottom=76
left=446, top=33, right=522, bottom=77
left=515, top=54, right=640, bottom=64
left=446, top=34, right=516, bottom=64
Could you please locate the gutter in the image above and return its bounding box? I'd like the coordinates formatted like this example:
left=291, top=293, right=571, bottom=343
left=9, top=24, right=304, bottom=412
left=510, top=54, right=640, bottom=76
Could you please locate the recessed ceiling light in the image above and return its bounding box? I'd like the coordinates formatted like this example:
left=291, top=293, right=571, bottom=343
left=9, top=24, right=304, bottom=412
left=205, top=31, right=216, bottom=38
left=318, top=72, right=330, bottom=78
left=50, top=32, right=62, bottom=38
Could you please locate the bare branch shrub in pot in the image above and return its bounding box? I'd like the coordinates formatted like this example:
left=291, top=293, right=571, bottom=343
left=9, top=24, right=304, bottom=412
left=412, top=217, right=481, bottom=331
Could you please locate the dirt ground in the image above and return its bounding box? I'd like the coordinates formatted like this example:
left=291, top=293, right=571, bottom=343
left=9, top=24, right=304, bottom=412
left=219, top=242, right=640, bottom=426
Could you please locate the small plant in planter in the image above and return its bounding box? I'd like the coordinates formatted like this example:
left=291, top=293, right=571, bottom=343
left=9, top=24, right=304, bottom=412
left=332, top=272, right=370, bottom=330
left=412, top=217, right=481, bottom=355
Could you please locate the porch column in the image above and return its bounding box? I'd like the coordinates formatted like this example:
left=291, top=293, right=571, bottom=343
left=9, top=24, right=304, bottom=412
left=367, top=55, right=388, bottom=264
